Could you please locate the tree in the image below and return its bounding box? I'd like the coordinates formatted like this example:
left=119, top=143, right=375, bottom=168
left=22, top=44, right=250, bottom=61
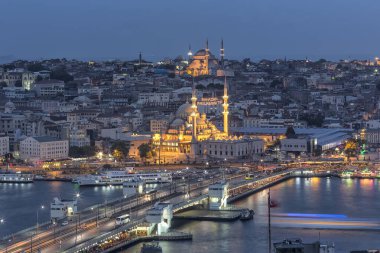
left=51, top=67, right=73, bottom=83
left=0, top=81, right=7, bottom=88
left=111, top=141, right=129, bottom=161
left=36, top=75, right=43, bottom=82
left=300, top=113, right=325, bottom=127
left=344, top=139, right=358, bottom=159
left=69, top=146, right=96, bottom=158
left=15, top=80, right=22, bottom=87
left=138, top=143, right=150, bottom=160
left=138, top=143, right=155, bottom=162
left=27, top=63, right=45, bottom=72
left=285, top=126, right=296, bottom=138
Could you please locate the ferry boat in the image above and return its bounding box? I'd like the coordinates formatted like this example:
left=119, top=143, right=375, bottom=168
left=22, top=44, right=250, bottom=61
left=73, top=171, right=172, bottom=186
left=339, top=171, right=354, bottom=178
left=0, top=171, right=34, bottom=183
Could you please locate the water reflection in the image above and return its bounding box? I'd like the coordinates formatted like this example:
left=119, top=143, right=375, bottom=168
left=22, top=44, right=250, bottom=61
left=122, top=178, right=380, bottom=253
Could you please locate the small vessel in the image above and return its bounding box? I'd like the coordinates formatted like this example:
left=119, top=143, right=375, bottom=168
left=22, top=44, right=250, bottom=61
left=240, top=209, right=255, bottom=221
left=340, top=170, right=354, bottom=178
left=0, top=171, right=34, bottom=183
left=140, top=242, right=162, bottom=253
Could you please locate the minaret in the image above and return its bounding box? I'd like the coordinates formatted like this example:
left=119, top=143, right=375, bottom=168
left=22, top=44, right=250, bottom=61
left=222, top=76, right=229, bottom=135
left=191, top=76, right=198, bottom=139
left=205, top=39, right=209, bottom=75
left=220, top=38, right=225, bottom=68
left=187, top=44, right=193, bottom=63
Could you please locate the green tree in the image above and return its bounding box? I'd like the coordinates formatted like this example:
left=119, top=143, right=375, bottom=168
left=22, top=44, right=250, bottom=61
left=138, top=143, right=156, bottom=162
left=344, top=139, right=358, bottom=159
left=300, top=113, right=325, bottom=127
left=27, top=63, right=45, bottom=72
left=51, top=67, right=73, bottom=83
left=15, top=80, right=22, bottom=87
left=138, top=143, right=150, bottom=160
left=69, top=146, right=96, bottom=158
left=111, top=141, right=129, bottom=161
left=285, top=126, right=296, bottom=138
left=0, top=81, right=7, bottom=88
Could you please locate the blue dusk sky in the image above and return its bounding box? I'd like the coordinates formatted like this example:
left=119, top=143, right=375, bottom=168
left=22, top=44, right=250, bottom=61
left=0, top=0, right=379, bottom=62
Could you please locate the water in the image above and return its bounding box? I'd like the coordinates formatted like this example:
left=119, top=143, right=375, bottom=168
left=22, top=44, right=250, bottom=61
left=1, top=178, right=380, bottom=252
left=124, top=177, right=380, bottom=253
left=0, top=181, right=124, bottom=237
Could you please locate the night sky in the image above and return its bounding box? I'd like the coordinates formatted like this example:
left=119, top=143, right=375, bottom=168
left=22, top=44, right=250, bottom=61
left=0, top=0, right=379, bottom=62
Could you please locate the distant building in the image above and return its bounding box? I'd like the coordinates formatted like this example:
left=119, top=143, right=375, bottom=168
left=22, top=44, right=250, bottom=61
left=19, top=136, right=69, bottom=161
left=22, top=72, right=36, bottom=90
left=281, top=138, right=309, bottom=153
left=150, top=119, right=169, bottom=133
left=69, top=128, right=90, bottom=147
left=33, top=79, right=65, bottom=97
left=0, top=134, right=9, bottom=156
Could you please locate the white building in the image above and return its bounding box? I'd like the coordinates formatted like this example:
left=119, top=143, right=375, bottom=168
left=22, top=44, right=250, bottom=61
left=69, top=128, right=90, bottom=147
left=280, top=138, right=308, bottom=153
left=208, top=182, right=229, bottom=210
left=33, top=79, right=65, bottom=97
left=19, top=136, right=69, bottom=161
left=146, top=202, right=173, bottom=235
left=137, top=92, right=170, bottom=106
left=198, top=138, right=264, bottom=160
left=50, top=197, right=78, bottom=221
left=0, top=135, right=9, bottom=156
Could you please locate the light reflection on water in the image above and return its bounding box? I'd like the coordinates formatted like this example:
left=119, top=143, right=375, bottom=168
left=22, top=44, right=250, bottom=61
left=1, top=178, right=380, bottom=252
left=122, top=177, right=380, bottom=253
left=0, top=181, right=124, bottom=237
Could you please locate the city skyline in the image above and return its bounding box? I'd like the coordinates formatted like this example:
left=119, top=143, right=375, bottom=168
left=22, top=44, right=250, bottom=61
left=1, top=0, right=380, bottom=62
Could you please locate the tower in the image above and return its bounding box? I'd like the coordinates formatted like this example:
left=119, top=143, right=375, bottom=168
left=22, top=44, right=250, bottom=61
left=139, top=52, right=142, bottom=65
left=187, top=44, right=193, bottom=62
left=204, top=39, right=209, bottom=75
left=220, top=39, right=224, bottom=68
left=191, top=76, right=198, bottom=139
left=222, top=76, right=229, bottom=135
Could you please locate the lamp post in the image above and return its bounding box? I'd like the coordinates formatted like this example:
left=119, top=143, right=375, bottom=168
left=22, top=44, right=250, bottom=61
left=0, top=219, right=7, bottom=253
left=31, top=205, right=45, bottom=253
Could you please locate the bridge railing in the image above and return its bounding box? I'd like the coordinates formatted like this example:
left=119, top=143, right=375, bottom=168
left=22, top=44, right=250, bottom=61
left=64, top=218, right=144, bottom=253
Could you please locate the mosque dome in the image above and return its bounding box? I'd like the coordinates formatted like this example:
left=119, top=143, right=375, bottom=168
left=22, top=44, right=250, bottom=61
left=193, top=49, right=217, bottom=59
left=170, top=118, right=185, bottom=128
left=176, top=102, right=193, bottom=119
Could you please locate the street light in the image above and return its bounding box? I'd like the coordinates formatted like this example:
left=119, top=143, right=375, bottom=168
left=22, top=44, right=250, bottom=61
left=31, top=205, right=45, bottom=252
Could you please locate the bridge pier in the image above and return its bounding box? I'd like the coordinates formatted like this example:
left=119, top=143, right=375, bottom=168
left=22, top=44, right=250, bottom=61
left=208, top=181, right=229, bottom=210
left=146, top=202, right=173, bottom=235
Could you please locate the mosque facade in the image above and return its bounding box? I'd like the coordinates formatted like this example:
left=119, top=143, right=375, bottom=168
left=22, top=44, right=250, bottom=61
left=152, top=56, right=264, bottom=163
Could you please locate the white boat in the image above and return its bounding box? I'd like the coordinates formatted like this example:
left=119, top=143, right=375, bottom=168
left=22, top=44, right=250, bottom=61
left=0, top=171, right=34, bottom=183
left=73, top=170, right=172, bottom=186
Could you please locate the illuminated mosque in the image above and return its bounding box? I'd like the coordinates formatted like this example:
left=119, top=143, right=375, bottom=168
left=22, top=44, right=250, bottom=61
left=185, top=39, right=222, bottom=76
left=153, top=41, right=264, bottom=163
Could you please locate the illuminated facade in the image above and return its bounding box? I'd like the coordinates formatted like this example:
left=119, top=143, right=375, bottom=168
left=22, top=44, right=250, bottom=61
left=152, top=74, right=264, bottom=163
left=186, top=40, right=220, bottom=77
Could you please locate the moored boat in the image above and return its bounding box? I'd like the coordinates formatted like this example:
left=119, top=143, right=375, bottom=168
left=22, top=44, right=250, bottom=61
left=0, top=171, right=34, bottom=183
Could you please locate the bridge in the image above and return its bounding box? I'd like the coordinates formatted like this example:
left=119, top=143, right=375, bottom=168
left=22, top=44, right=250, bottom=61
left=1, top=169, right=298, bottom=253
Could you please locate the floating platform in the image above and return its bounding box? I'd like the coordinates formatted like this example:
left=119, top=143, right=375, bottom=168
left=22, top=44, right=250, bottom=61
left=174, top=209, right=242, bottom=221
